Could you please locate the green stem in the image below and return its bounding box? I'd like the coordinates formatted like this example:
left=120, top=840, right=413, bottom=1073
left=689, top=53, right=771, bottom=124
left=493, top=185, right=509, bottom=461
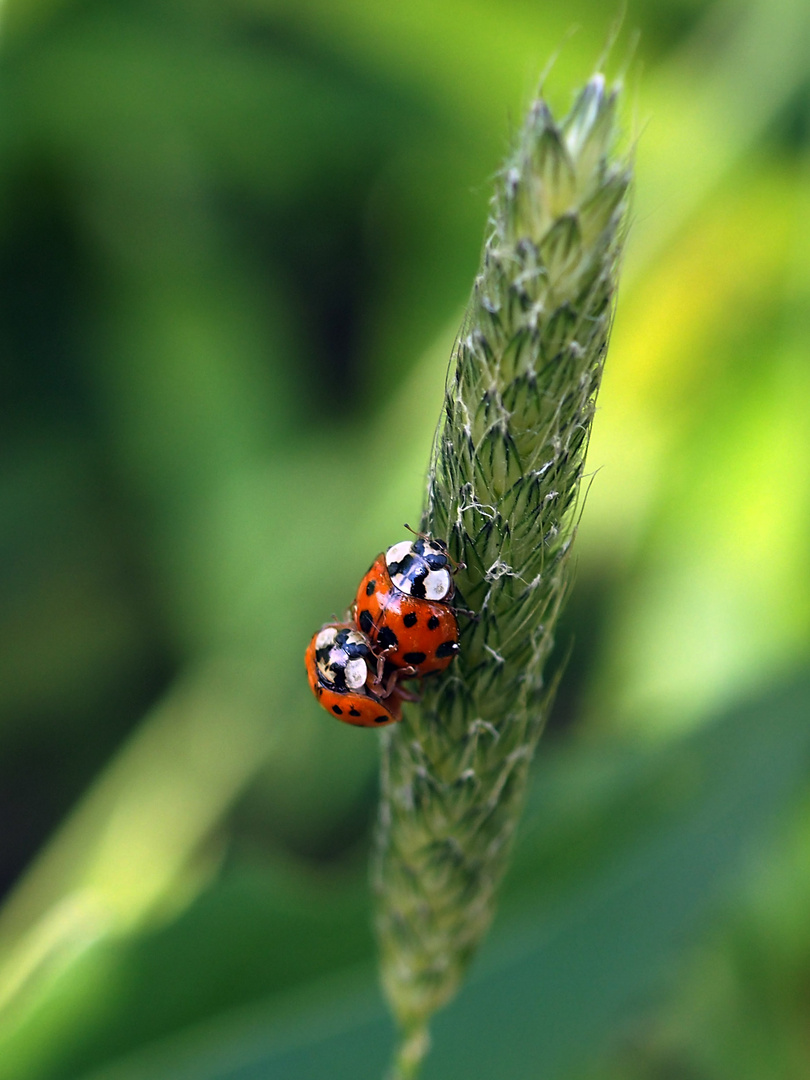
left=386, top=1023, right=430, bottom=1080
left=375, top=72, right=632, bottom=1071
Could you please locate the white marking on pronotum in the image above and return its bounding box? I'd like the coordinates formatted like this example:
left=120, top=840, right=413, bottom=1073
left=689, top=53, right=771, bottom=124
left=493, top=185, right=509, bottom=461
left=344, top=657, right=367, bottom=690
left=385, top=540, right=412, bottom=567
left=315, top=627, right=337, bottom=650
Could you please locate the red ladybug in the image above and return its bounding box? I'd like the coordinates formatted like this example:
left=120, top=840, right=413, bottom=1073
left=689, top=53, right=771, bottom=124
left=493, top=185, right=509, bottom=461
left=305, top=624, right=404, bottom=727
left=354, top=536, right=460, bottom=677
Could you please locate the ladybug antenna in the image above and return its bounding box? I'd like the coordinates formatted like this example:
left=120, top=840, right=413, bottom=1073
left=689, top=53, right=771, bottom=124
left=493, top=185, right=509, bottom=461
left=447, top=551, right=466, bottom=572
left=403, top=523, right=465, bottom=572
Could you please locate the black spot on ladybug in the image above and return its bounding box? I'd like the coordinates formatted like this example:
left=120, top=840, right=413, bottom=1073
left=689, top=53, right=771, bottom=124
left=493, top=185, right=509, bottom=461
left=345, top=638, right=371, bottom=660
left=374, top=715, right=389, bottom=724
left=331, top=668, right=347, bottom=692
left=349, top=707, right=361, bottom=717
left=378, top=626, right=399, bottom=651
left=427, top=615, right=440, bottom=630
left=436, top=641, right=460, bottom=659
left=403, top=612, right=418, bottom=628
left=366, top=580, right=376, bottom=596
left=358, top=609, right=373, bottom=635
left=393, top=553, right=416, bottom=576
left=403, top=651, right=427, bottom=665
left=409, top=574, right=427, bottom=600
left=332, top=704, right=343, bottom=714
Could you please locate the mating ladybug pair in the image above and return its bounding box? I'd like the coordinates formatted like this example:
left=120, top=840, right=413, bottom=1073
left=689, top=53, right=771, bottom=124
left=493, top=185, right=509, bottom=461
left=305, top=535, right=461, bottom=728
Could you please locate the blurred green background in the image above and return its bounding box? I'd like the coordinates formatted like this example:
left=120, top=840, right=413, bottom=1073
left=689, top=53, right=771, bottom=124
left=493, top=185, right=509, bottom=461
left=0, top=0, right=809, bottom=1077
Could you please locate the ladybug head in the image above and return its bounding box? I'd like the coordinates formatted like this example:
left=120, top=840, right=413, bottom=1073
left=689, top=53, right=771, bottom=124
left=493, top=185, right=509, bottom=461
left=314, top=626, right=373, bottom=690
left=385, top=537, right=454, bottom=602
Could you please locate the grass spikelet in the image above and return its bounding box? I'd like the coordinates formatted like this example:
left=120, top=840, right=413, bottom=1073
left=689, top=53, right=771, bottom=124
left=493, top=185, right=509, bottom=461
left=373, top=72, right=632, bottom=1078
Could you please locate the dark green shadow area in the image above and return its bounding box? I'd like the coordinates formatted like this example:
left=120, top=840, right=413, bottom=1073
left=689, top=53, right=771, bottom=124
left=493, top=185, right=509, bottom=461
left=84, top=671, right=810, bottom=1080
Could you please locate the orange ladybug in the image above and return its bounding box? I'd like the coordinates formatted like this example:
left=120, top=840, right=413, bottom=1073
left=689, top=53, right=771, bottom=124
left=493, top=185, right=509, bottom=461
left=354, top=536, right=460, bottom=677
left=305, top=624, right=404, bottom=727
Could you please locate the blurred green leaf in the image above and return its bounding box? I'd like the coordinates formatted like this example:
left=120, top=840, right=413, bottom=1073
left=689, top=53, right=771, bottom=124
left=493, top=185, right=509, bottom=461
left=0, top=859, right=377, bottom=1080
left=46, top=671, right=810, bottom=1080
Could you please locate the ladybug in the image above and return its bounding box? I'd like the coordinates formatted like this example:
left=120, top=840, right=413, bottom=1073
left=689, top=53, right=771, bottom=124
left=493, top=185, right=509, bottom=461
left=354, top=535, right=461, bottom=677
left=305, top=624, right=404, bottom=727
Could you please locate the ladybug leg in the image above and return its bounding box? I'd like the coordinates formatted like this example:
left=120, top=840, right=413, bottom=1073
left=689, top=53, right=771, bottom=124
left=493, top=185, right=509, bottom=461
left=454, top=605, right=479, bottom=621
left=382, top=656, right=419, bottom=699
left=376, top=664, right=417, bottom=700
left=395, top=681, right=421, bottom=704
left=366, top=648, right=401, bottom=696
left=371, top=647, right=393, bottom=687
left=452, top=582, right=478, bottom=621
left=373, top=636, right=405, bottom=679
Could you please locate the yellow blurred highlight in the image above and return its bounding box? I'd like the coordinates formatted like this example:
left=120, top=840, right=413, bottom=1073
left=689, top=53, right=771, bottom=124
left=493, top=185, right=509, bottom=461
left=0, top=891, right=109, bottom=1021
left=586, top=171, right=799, bottom=559
left=584, top=167, right=810, bottom=732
